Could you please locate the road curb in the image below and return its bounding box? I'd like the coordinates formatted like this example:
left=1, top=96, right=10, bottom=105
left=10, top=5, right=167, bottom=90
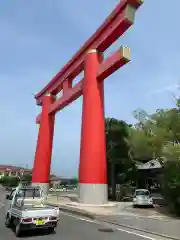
left=59, top=206, right=95, bottom=220
left=45, top=201, right=95, bottom=220
left=46, top=201, right=180, bottom=240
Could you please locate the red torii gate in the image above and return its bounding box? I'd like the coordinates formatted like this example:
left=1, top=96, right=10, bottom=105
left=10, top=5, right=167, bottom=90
left=32, top=0, right=143, bottom=204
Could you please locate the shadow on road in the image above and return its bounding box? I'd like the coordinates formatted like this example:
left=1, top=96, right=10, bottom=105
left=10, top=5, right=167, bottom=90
left=133, top=205, right=154, bottom=209
left=11, top=228, right=56, bottom=238
left=154, top=205, right=180, bottom=219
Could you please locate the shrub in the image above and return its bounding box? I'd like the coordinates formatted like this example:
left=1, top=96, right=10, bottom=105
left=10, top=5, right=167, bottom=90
left=161, top=160, right=180, bottom=215
left=0, top=176, right=19, bottom=187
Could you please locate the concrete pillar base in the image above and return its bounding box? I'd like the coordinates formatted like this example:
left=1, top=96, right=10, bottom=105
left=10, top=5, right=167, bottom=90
left=32, top=182, right=49, bottom=197
left=78, top=183, right=108, bottom=205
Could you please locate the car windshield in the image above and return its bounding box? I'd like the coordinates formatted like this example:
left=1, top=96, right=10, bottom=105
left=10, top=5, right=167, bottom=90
left=135, top=190, right=150, bottom=196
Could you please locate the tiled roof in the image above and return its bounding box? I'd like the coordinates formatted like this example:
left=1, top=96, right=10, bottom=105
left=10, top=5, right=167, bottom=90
left=0, top=165, right=22, bottom=170
left=136, top=159, right=162, bottom=170
left=0, top=165, right=32, bottom=172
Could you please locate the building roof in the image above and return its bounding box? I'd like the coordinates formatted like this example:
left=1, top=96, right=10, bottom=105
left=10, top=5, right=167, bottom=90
left=50, top=177, right=61, bottom=181
left=0, top=165, right=32, bottom=172
left=136, top=159, right=162, bottom=170
left=0, top=165, right=20, bottom=169
left=0, top=166, right=20, bottom=172
left=50, top=176, right=72, bottom=181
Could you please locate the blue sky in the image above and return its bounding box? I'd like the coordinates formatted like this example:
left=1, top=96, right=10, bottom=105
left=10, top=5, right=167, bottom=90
left=0, top=0, right=180, bottom=177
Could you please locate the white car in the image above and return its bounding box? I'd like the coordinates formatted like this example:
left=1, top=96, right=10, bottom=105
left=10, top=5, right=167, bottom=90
left=133, top=189, right=153, bottom=207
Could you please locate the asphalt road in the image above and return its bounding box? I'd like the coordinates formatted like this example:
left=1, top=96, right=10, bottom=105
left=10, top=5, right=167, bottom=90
left=0, top=206, right=161, bottom=240
left=0, top=187, right=167, bottom=240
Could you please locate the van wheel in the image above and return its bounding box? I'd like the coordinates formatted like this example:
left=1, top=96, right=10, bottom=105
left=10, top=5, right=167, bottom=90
left=15, top=223, right=21, bottom=237
left=5, top=215, right=11, bottom=228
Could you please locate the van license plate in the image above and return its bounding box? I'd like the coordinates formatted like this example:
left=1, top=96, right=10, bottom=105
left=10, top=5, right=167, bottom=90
left=35, top=219, right=45, bottom=225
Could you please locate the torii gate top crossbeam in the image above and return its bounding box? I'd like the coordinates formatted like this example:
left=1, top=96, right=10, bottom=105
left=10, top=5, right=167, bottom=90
left=35, top=0, right=143, bottom=106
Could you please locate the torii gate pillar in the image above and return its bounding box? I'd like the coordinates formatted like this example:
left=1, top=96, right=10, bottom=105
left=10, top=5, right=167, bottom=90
left=32, top=94, right=55, bottom=196
left=79, top=50, right=107, bottom=204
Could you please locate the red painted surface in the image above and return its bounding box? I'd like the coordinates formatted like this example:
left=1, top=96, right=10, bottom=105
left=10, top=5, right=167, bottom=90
left=79, top=50, right=107, bottom=184
left=32, top=95, right=55, bottom=183
left=35, top=0, right=143, bottom=105
left=36, top=48, right=129, bottom=123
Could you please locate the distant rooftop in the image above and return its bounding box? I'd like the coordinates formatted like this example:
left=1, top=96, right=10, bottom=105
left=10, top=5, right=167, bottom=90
left=0, top=164, right=24, bottom=170
left=136, top=159, right=162, bottom=170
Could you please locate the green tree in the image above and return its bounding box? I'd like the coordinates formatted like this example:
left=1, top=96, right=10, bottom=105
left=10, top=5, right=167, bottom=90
left=128, top=128, right=154, bottom=162
left=20, top=174, right=32, bottom=182
left=70, top=177, right=78, bottom=186
left=106, top=118, right=134, bottom=200
left=160, top=159, right=180, bottom=215
left=0, top=176, right=19, bottom=187
left=132, top=108, right=148, bottom=130
left=129, top=107, right=178, bottom=162
left=150, top=108, right=180, bottom=142
left=130, top=98, right=180, bottom=215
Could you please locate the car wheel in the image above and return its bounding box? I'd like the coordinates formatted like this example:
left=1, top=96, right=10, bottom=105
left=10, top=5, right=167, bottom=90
left=15, top=223, right=22, bottom=237
left=5, top=215, right=11, bottom=228
left=47, top=227, right=55, bottom=234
